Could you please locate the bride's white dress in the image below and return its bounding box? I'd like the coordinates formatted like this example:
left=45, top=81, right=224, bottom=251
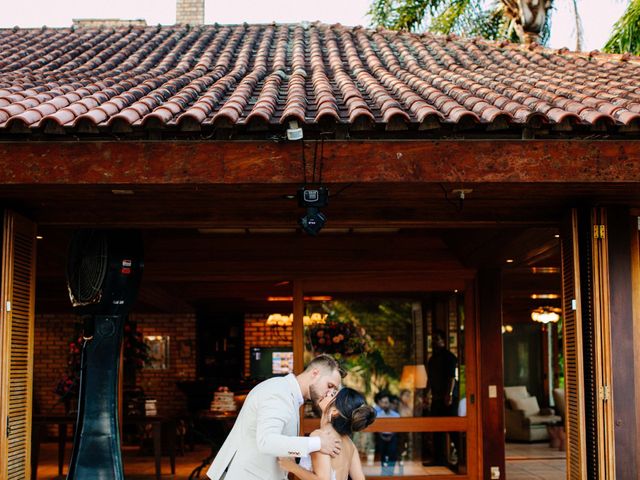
left=299, top=455, right=337, bottom=480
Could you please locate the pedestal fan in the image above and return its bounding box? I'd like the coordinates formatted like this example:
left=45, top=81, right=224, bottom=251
left=65, top=229, right=143, bottom=480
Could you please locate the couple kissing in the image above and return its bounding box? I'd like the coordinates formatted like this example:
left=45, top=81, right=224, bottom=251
left=206, top=354, right=376, bottom=480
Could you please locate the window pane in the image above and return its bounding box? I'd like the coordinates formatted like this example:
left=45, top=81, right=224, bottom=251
left=303, top=293, right=466, bottom=419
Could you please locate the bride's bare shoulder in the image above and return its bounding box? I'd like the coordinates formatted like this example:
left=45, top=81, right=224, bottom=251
left=310, top=426, right=334, bottom=437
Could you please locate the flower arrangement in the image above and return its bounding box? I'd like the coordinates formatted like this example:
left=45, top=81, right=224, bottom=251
left=123, top=320, right=150, bottom=371
left=307, top=320, right=371, bottom=357
left=54, top=324, right=83, bottom=400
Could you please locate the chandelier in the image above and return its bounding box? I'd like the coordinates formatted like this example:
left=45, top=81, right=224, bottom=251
left=266, top=313, right=327, bottom=327
left=531, top=306, right=561, bottom=324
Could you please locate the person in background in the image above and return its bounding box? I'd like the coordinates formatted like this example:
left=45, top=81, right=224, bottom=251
left=425, top=329, right=459, bottom=467
left=398, top=389, right=413, bottom=417
left=374, top=390, right=400, bottom=475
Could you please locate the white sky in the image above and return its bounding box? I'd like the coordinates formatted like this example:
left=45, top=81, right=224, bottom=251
left=1, top=0, right=630, bottom=52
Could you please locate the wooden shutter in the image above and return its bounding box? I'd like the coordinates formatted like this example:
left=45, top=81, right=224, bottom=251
left=590, top=208, right=615, bottom=480
left=0, top=211, right=37, bottom=480
left=560, top=209, right=587, bottom=480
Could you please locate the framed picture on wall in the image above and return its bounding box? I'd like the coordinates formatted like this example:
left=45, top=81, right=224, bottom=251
left=144, top=335, right=170, bottom=370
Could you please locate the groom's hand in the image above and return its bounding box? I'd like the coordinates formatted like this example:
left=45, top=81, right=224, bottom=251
left=315, top=429, right=342, bottom=457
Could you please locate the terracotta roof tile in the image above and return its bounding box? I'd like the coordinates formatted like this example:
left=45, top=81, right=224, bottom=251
left=1, top=23, right=640, bottom=135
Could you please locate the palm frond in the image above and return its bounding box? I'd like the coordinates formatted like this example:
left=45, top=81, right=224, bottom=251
left=604, top=0, right=640, bottom=55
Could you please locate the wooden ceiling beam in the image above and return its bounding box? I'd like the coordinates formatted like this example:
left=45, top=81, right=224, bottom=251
left=2, top=140, right=640, bottom=184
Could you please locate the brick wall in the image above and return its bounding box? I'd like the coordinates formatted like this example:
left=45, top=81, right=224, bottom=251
left=33, top=312, right=197, bottom=432
left=33, top=314, right=78, bottom=416
left=133, top=313, right=197, bottom=416
left=243, top=314, right=292, bottom=377
left=176, top=0, right=204, bottom=25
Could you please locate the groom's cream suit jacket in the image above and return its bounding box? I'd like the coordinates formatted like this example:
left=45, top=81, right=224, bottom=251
left=207, top=373, right=317, bottom=480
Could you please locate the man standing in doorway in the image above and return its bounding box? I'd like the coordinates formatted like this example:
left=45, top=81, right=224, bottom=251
left=207, top=354, right=344, bottom=480
left=426, top=329, right=458, bottom=467
left=374, top=390, right=400, bottom=475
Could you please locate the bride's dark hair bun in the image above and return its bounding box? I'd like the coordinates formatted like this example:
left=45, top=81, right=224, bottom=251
left=331, top=388, right=377, bottom=436
left=350, top=404, right=376, bottom=432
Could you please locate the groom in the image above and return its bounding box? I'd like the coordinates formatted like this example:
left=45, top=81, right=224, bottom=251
left=206, top=354, right=344, bottom=480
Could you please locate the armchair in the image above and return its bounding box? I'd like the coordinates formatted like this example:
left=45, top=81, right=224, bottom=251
left=504, top=386, right=561, bottom=442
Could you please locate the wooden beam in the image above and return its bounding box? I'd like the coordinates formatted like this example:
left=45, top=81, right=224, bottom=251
left=1, top=140, right=640, bottom=184
left=477, top=269, right=505, bottom=480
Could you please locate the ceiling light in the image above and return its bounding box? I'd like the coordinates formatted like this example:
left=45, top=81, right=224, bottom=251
left=531, top=306, right=561, bottom=324
left=554, top=234, right=560, bottom=238
left=506, top=259, right=514, bottom=263
left=531, top=267, right=560, bottom=274
left=36, top=235, right=43, bottom=240
left=531, top=293, right=560, bottom=299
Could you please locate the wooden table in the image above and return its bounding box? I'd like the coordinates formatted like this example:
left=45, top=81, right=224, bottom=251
left=187, top=411, right=238, bottom=480
left=31, top=414, right=176, bottom=480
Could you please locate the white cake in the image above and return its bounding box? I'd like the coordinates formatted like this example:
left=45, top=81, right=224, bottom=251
left=210, top=389, right=236, bottom=412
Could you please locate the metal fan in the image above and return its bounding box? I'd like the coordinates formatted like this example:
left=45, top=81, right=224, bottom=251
left=66, top=229, right=143, bottom=480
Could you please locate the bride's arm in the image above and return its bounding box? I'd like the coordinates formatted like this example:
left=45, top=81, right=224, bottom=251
left=277, top=454, right=331, bottom=480
left=348, top=446, right=366, bottom=480
left=277, top=458, right=322, bottom=480
left=278, top=431, right=332, bottom=480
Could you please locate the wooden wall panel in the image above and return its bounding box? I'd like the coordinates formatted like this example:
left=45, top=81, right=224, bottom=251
left=0, top=211, right=37, bottom=480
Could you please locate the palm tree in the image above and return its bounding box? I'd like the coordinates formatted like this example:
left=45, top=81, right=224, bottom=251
left=604, top=0, right=640, bottom=55
left=369, top=0, right=583, bottom=47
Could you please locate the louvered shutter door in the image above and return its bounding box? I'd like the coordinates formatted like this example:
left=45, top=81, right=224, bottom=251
left=590, top=208, right=616, bottom=480
left=561, top=209, right=587, bottom=479
left=0, top=211, right=37, bottom=480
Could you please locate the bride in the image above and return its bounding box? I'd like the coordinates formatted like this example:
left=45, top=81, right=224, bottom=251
left=279, top=387, right=376, bottom=480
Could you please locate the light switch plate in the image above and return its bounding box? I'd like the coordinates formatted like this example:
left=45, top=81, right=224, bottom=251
left=489, top=385, right=497, bottom=398
left=491, top=466, right=500, bottom=479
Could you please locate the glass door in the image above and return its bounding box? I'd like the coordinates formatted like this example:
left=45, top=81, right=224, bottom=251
left=298, top=288, right=478, bottom=479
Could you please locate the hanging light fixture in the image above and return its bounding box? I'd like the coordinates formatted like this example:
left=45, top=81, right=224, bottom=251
left=531, top=306, right=561, bottom=324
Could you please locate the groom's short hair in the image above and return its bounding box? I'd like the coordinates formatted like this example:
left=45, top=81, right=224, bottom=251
left=305, top=354, right=346, bottom=378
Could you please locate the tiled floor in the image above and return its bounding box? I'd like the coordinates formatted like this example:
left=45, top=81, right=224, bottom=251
left=506, top=442, right=566, bottom=480
left=34, top=441, right=566, bottom=479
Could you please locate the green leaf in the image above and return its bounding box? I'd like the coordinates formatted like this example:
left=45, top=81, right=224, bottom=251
left=604, top=0, right=640, bottom=55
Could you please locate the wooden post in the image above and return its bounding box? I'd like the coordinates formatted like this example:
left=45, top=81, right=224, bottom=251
left=292, top=279, right=304, bottom=375
left=606, top=208, right=639, bottom=480
left=477, top=269, right=505, bottom=480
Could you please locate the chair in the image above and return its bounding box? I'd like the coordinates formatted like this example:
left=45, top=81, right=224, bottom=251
left=552, top=387, right=565, bottom=422
left=504, top=386, right=561, bottom=442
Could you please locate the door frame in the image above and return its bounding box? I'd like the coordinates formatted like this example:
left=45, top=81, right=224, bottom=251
left=294, top=271, right=480, bottom=479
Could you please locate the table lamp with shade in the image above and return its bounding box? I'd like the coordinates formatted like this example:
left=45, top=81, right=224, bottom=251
left=400, top=364, right=428, bottom=416
left=401, top=364, right=428, bottom=389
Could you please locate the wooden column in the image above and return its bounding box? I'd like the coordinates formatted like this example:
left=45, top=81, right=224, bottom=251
left=477, top=269, right=504, bottom=479
left=606, top=208, right=639, bottom=480
left=292, top=279, right=304, bottom=375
